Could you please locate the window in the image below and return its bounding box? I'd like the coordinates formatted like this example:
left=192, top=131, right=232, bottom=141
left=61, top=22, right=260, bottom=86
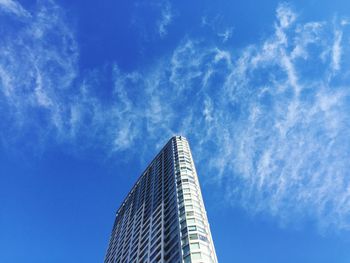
left=188, top=225, right=196, bottom=231
left=189, top=234, right=198, bottom=240
left=195, top=219, right=205, bottom=227
left=192, top=252, right=202, bottom=260
left=187, top=218, right=195, bottom=225
left=184, top=199, right=192, bottom=204
left=182, top=244, right=190, bottom=255
left=182, top=237, right=189, bottom=246
left=197, top=226, right=206, bottom=234
left=190, top=243, right=200, bottom=250
left=183, top=255, right=191, bottom=263
left=199, top=234, right=208, bottom=242
left=186, top=211, right=194, bottom=217
left=185, top=205, right=193, bottom=210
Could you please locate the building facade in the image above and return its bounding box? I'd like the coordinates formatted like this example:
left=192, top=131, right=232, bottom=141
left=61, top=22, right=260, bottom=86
left=104, top=136, right=218, bottom=263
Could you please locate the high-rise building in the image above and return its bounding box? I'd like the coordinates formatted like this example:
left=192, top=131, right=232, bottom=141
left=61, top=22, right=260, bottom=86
left=104, top=136, right=218, bottom=263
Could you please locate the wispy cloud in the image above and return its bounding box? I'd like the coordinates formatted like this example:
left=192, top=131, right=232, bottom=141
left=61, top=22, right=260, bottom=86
left=276, top=2, right=296, bottom=28
left=162, top=3, right=350, bottom=231
left=211, top=5, right=350, bottom=231
left=0, top=0, right=78, bottom=149
left=217, top=28, right=233, bottom=43
left=1, top=1, right=350, bottom=232
left=201, top=15, right=233, bottom=43
left=331, top=29, right=342, bottom=72
left=158, top=1, right=173, bottom=37
left=0, top=0, right=30, bottom=17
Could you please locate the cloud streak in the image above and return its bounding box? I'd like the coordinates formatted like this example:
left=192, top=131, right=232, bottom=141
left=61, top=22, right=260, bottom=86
left=0, top=0, right=78, bottom=149
left=180, top=4, right=350, bottom=231
left=0, top=0, right=30, bottom=17
left=1, top=1, right=350, bottom=232
left=158, top=1, right=173, bottom=37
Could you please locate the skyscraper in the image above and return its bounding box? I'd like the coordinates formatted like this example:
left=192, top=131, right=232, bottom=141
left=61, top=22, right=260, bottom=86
left=104, top=136, right=218, bottom=263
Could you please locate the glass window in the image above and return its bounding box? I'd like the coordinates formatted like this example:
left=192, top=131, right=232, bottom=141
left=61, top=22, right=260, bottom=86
left=186, top=211, right=194, bottom=217
left=187, top=218, right=195, bottom=225
left=182, top=237, right=189, bottom=246
left=182, top=244, right=190, bottom=255
left=192, top=252, right=202, bottom=259
left=190, top=243, right=200, bottom=250
left=198, top=234, right=208, bottom=242
left=189, top=234, right=198, bottom=240
left=188, top=225, right=196, bottom=231
left=197, top=226, right=206, bottom=234
left=184, top=255, right=191, bottom=263
left=184, top=199, right=192, bottom=204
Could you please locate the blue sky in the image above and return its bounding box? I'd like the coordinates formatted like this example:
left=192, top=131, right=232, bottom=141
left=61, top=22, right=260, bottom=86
left=1, top=0, right=350, bottom=262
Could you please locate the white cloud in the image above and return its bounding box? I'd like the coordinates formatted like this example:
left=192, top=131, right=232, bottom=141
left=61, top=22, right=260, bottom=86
left=0, top=0, right=30, bottom=17
left=218, top=28, right=233, bottom=43
left=0, top=0, right=78, bottom=144
left=203, top=97, right=214, bottom=123
left=156, top=3, right=350, bottom=232
left=1, top=1, right=350, bottom=233
left=331, top=29, right=342, bottom=71
left=276, top=2, right=296, bottom=28
left=158, top=1, right=173, bottom=38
